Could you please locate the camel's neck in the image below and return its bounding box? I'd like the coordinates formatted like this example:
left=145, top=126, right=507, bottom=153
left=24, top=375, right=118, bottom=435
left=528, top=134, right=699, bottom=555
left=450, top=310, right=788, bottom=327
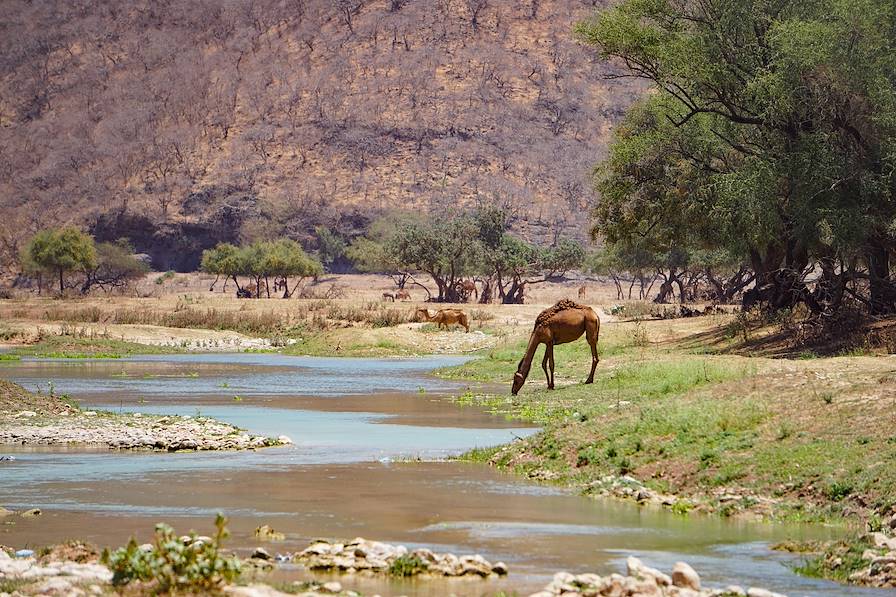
left=516, top=329, right=542, bottom=379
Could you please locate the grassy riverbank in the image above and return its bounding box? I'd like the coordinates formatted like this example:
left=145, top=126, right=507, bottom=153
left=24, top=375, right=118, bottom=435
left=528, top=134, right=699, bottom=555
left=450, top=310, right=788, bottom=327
left=439, top=317, right=896, bottom=529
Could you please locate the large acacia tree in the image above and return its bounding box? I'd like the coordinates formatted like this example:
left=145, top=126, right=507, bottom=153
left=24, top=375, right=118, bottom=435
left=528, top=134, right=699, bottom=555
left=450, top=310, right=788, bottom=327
left=579, top=0, right=896, bottom=314
left=25, top=227, right=96, bottom=294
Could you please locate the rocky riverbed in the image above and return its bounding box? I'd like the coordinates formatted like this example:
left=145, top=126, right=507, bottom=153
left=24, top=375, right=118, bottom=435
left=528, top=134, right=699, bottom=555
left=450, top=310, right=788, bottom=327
left=0, top=379, right=287, bottom=451
left=530, top=557, right=787, bottom=597
left=0, top=541, right=794, bottom=597
left=292, top=537, right=508, bottom=577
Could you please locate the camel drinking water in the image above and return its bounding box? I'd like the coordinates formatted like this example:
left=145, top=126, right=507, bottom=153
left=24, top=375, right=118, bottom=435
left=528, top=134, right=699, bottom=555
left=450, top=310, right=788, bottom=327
left=511, top=299, right=600, bottom=395
left=414, top=308, right=470, bottom=332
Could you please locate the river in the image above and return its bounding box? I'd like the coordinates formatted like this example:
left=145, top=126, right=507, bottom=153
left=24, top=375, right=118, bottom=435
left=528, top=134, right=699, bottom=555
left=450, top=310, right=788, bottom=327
left=0, top=354, right=886, bottom=596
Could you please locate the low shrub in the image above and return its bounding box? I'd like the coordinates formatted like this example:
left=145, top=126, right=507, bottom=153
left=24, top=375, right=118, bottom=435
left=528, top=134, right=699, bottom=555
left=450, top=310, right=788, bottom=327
left=102, top=514, right=241, bottom=592
left=387, top=554, right=428, bottom=577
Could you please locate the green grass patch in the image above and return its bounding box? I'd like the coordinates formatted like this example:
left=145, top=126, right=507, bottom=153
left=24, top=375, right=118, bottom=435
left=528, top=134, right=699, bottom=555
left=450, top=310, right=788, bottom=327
left=792, top=537, right=873, bottom=582
left=0, top=353, right=21, bottom=361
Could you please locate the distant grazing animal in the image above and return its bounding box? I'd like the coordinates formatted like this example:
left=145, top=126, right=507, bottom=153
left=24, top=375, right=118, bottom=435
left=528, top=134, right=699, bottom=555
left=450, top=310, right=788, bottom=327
left=578, top=285, right=586, bottom=299
left=236, top=287, right=252, bottom=299
left=382, top=292, right=396, bottom=302
left=512, top=299, right=600, bottom=396
left=414, top=308, right=470, bottom=332
left=460, top=279, right=478, bottom=301
left=395, top=289, right=411, bottom=301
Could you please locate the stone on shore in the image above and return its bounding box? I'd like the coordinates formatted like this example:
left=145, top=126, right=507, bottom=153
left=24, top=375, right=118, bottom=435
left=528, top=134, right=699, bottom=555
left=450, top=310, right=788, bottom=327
left=528, top=559, right=787, bottom=597
left=293, top=537, right=507, bottom=578
left=672, top=561, right=701, bottom=590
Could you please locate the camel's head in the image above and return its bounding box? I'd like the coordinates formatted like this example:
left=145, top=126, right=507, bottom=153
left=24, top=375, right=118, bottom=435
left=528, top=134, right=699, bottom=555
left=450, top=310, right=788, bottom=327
left=512, top=357, right=530, bottom=395
left=414, top=308, right=431, bottom=322
left=511, top=371, right=526, bottom=395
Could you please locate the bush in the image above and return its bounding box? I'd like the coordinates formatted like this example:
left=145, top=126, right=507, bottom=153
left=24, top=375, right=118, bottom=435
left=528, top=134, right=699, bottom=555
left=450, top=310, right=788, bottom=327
left=102, top=514, right=241, bottom=592
left=388, top=554, right=429, bottom=577
left=155, top=270, right=175, bottom=285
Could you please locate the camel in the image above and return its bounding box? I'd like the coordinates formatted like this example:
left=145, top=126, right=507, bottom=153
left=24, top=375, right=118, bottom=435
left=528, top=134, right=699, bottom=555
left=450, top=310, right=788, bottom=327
left=578, top=285, right=586, bottom=299
left=512, top=299, right=600, bottom=395
left=395, top=289, right=411, bottom=301
left=460, top=279, right=478, bottom=301
left=382, top=292, right=396, bottom=302
left=414, top=308, right=470, bottom=332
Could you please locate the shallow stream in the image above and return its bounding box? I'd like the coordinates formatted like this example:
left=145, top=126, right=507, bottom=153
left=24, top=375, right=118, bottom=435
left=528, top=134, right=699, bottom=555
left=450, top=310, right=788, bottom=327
left=0, top=354, right=886, bottom=596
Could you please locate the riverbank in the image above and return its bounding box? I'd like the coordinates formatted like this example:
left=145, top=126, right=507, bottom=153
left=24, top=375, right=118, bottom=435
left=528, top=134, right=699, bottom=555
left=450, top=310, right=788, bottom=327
left=0, top=379, right=288, bottom=451
left=0, top=534, right=790, bottom=597
left=437, top=315, right=896, bottom=586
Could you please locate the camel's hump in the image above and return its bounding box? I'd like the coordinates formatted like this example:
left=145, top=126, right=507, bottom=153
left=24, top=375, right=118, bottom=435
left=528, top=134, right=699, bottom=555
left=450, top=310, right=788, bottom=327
left=534, top=299, right=590, bottom=329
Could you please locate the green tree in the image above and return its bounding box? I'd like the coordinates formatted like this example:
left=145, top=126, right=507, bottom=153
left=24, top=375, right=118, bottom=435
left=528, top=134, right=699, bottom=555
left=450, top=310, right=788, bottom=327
left=314, top=226, right=346, bottom=272
left=201, top=241, right=321, bottom=298
left=388, top=216, right=482, bottom=302
left=200, top=243, right=241, bottom=292
left=578, top=0, right=896, bottom=314
left=26, top=228, right=96, bottom=293
left=346, top=213, right=425, bottom=289
left=81, top=239, right=149, bottom=293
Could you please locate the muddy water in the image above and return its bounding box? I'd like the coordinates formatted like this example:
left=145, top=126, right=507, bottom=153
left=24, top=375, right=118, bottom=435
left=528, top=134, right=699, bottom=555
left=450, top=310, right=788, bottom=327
left=0, top=355, right=887, bottom=596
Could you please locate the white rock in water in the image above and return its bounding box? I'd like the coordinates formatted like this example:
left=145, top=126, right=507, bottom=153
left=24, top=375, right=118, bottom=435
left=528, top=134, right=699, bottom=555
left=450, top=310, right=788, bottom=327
left=277, top=435, right=292, bottom=445
left=626, top=556, right=671, bottom=586
left=672, top=561, right=701, bottom=590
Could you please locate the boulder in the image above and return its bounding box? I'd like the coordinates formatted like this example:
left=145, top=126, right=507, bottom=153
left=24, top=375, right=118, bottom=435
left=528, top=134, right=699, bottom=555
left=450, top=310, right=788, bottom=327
left=627, top=556, right=671, bottom=586
left=251, top=547, right=271, bottom=560
left=672, top=561, right=701, bottom=590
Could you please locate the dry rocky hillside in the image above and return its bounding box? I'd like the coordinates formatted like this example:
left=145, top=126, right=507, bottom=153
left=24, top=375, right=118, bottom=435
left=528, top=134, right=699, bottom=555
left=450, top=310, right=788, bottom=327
left=0, top=0, right=637, bottom=271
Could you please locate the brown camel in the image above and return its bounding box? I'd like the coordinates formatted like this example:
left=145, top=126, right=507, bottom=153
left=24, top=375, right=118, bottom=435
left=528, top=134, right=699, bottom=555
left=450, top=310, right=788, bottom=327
left=395, top=289, right=411, bottom=301
left=460, top=279, right=478, bottom=301
left=511, top=299, right=600, bottom=395
left=578, top=285, right=586, bottom=299
left=414, top=308, right=470, bottom=332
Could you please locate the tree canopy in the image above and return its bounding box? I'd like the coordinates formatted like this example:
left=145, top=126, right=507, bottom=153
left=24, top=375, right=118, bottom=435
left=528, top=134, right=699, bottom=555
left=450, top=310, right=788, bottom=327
left=578, top=0, right=896, bottom=314
left=201, top=240, right=322, bottom=297
left=25, top=227, right=97, bottom=293
left=346, top=206, right=585, bottom=303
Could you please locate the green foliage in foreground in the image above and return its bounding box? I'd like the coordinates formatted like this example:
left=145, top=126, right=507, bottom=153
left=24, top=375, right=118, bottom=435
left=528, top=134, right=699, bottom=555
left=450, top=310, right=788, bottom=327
left=102, top=514, right=241, bottom=592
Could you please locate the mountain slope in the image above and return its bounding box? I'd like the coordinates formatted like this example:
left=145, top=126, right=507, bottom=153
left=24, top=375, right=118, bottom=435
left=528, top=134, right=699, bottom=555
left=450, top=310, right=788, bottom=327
left=0, top=0, right=638, bottom=269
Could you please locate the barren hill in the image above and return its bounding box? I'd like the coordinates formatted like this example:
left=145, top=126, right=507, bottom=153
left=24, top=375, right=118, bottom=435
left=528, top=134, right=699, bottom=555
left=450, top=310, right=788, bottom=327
left=0, top=0, right=637, bottom=270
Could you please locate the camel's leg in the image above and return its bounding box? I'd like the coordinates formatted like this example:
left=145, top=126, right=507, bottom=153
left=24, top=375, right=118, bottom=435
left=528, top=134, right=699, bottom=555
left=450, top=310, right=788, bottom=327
left=547, top=343, right=555, bottom=389
left=541, top=346, right=551, bottom=388
left=585, top=321, right=599, bottom=384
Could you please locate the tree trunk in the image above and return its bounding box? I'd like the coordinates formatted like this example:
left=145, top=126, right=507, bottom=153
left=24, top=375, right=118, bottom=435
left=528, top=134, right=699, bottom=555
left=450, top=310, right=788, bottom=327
left=867, top=243, right=896, bottom=315
left=59, top=269, right=64, bottom=294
